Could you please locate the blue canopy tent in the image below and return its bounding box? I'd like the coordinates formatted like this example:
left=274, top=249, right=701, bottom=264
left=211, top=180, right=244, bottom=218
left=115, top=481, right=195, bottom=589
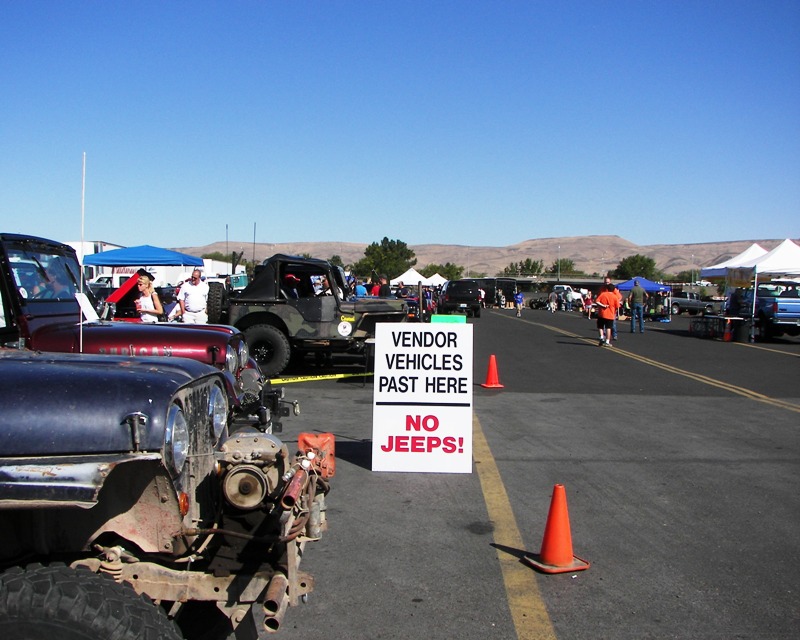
left=83, top=245, right=204, bottom=267
left=615, top=277, right=671, bottom=292
left=616, top=277, right=671, bottom=322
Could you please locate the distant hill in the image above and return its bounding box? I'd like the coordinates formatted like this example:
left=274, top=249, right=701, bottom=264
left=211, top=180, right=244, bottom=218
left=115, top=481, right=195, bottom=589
left=174, top=235, right=798, bottom=278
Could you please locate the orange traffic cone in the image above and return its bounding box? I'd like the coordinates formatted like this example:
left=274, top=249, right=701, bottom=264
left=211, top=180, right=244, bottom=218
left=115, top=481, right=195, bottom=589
left=523, top=484, right=590, bottom=574
left=723, top=319, right=733, bottom=342
left=480, top=355, right=504, bottom=388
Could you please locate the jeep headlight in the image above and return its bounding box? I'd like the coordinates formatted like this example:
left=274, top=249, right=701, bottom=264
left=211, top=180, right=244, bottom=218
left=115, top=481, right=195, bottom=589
left=237, top=340, right=249, bottom=370
left=165, top=403, right=189, bottom=474
left=209, top=383, right=228, bottom=440
left=225, top=344, right=238, bottom=374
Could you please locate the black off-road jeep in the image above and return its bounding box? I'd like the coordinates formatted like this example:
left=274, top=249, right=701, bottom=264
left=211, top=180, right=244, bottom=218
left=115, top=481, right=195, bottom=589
left=206, top=254, right=409, bottom=376
left=0, top=349, right=333, bottom=639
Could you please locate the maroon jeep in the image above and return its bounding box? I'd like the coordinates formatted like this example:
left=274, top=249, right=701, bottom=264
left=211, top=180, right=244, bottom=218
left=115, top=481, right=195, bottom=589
left=0, top=233, right=293, bottom=431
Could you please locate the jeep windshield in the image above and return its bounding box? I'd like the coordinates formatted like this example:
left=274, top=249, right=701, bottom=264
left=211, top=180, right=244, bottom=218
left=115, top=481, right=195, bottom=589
left=4, top=237, right=96, bottom=309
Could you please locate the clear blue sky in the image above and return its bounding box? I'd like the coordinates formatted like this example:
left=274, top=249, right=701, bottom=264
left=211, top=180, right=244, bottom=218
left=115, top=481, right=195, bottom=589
left=2, top=1, right=798, bottom=249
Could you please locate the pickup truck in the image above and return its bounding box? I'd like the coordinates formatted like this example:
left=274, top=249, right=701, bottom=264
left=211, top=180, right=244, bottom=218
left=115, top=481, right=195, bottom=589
left=729, top=282, right=800, bottom=340
left=669, top=291, right=715, bottom=316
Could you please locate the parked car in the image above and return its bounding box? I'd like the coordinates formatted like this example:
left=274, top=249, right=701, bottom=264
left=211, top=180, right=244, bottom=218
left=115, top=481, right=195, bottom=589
left=0, top=233, right=291, bottom=430
left=0, top=347, right=332, bottom=639
left=437, top=279, right=482, bottom=317
left=669, top=291, right=715, bottom=316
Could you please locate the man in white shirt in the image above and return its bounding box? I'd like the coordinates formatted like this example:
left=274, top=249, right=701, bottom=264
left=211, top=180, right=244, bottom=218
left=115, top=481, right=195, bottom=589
left=178, top=270, right=210, bottom=324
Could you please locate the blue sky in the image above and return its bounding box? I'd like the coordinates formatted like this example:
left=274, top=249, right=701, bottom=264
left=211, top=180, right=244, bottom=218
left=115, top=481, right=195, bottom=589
left=2, top=1, right=798, bottom=249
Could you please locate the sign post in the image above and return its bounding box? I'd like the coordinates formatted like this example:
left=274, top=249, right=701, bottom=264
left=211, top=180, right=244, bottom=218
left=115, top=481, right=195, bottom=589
left=371, top=323, right=473, bottom=473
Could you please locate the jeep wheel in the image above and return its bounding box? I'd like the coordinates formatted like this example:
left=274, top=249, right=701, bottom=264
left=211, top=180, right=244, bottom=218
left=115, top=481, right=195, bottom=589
left=671, top=303, right=681, bottom=315
left=473, top=307, right=481, bottom=318
left=0, top=564, right=181, bottom=640
left=245, top=324, right=291, bottom=377
left=207, top=282, right=226, bottom=324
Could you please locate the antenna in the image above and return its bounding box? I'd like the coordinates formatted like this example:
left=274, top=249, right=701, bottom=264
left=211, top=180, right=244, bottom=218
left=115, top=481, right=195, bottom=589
left=79, top=152, right=86, bottom=352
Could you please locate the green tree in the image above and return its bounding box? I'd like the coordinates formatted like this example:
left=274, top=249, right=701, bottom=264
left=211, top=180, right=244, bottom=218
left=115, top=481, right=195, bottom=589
left=612, top=254, right=658, bottom=280
left=421, top=262, right=464, bottom=281
left=546, top=258, right=576, bottom=277
left=352, top=237, right=417, bottom=279
left=328, top=254, right=344, bottom=268
left=502, top=258, right=544, bottom=277
left=670, top=270, right=694, bottom=283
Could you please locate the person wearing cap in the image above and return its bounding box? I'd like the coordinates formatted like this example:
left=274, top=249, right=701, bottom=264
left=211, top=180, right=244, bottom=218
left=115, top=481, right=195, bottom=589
left=284, top=273, right=301, bottom=299
left=629, top=279, right=649, bottom=333
left=595, top=283, right=621, bottom=346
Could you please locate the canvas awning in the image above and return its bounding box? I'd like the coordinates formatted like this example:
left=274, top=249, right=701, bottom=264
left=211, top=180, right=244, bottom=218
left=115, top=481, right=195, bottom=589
left=700, top=243, right=768, bottom=279
left=83, top=245, right=204, bottom=267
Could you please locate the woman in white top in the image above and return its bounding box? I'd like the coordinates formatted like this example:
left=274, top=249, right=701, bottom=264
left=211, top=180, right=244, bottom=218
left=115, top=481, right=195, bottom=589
left=135, top=275, right=163, bottom=323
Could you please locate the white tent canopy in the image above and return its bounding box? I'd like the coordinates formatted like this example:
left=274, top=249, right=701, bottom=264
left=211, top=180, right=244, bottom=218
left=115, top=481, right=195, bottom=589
left=428, top=273, right=447, bottom=287
left=735, top=239, right=800, bottom=276
left=700, top=243, right=768, bottom=279
left=391, top=268, right=432, bottom=286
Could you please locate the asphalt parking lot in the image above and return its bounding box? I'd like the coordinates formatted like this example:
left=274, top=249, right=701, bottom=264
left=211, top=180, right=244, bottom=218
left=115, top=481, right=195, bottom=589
left=273, top=308, right=799, bottom=640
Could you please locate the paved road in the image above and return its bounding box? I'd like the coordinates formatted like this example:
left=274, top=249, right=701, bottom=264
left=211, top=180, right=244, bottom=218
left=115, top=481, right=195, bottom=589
left=274, top=309, right=799, bottom=640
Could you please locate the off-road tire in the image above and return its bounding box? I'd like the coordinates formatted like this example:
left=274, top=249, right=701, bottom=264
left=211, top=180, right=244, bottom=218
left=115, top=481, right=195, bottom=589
left=245, top=324, right=291, bottom=377
left=0, top=564, right=182, bottom=640
left=474, top=307, right=481, bottom=318
left=207, top=282, right=226, bottom=324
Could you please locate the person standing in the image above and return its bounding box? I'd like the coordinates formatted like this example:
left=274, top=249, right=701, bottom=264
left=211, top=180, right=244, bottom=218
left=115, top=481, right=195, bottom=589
left=629, top=279, right=649, bottom=333
left=378, top=275, right=392, bottom=298
left=595, top=283, right=621, bottom=346
left=355, top=280, right=368, bottom=297
left=548, top=290, right=558, bottom=313
left=178, top=269, right=209, bottom=324
left=135, top=275, right=163, bottom=323
left=514, top=289, right=524, bottom=317
left=603, top=275, right=622, bottom=340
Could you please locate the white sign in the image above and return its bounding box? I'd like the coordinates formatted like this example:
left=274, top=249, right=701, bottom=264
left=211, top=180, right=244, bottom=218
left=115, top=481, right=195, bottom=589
left=372, top=323, right=473, bottom=473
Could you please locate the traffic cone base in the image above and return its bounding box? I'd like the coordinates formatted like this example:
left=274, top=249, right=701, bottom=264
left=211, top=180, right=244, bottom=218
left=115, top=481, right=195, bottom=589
left=522, top=551, right=590, bottom=574
left=524, top=484, right=590, bottom=574
left=481, top=354, right=504, bottom=388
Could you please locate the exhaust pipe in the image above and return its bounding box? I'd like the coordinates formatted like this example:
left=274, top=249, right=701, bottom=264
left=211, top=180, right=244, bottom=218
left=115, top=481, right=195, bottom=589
left=263, top=573, right=289, bottom=633
left=280, top=468, right=309, bottom=509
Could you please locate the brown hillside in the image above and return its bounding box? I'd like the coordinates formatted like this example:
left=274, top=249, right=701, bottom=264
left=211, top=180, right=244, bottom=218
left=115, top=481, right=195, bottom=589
left=175, top=236, right=798, bottom=278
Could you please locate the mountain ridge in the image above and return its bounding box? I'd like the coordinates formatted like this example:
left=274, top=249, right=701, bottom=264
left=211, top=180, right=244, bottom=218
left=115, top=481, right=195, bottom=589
left=175, top=235, right=798, bottom=277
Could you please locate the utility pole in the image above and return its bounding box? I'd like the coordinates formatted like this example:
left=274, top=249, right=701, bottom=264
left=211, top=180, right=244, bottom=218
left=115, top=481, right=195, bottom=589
left=557, top=245, right=561, bottom=282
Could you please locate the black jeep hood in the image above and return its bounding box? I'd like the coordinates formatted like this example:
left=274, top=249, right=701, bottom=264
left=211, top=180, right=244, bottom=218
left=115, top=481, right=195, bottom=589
left=0, top=350, right=218, bottom=457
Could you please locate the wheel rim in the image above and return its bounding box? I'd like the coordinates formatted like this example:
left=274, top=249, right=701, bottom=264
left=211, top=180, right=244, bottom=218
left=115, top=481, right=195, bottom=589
left=251, top=342, right=275, bottom=364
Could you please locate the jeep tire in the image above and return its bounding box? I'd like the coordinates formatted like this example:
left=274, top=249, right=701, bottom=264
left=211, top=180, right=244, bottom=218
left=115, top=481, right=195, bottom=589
left=207, top=282, right=226, bottom=324
left=0, top=564, right=181, bottom=640
left=245, top=324, right=291, bottom=377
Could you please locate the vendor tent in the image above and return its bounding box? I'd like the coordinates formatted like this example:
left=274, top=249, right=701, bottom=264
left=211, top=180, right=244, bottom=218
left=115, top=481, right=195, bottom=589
left=83, top=245, right=204, bottom=267
left=615, top=277, right=671, bottom=292
left=700, top=243, right=768, bottom=279
left=735, top=239, right=800, bottom=276
left=428, top=273, right=447, bottom=287
left=391, top=268, right=431, bottom=286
